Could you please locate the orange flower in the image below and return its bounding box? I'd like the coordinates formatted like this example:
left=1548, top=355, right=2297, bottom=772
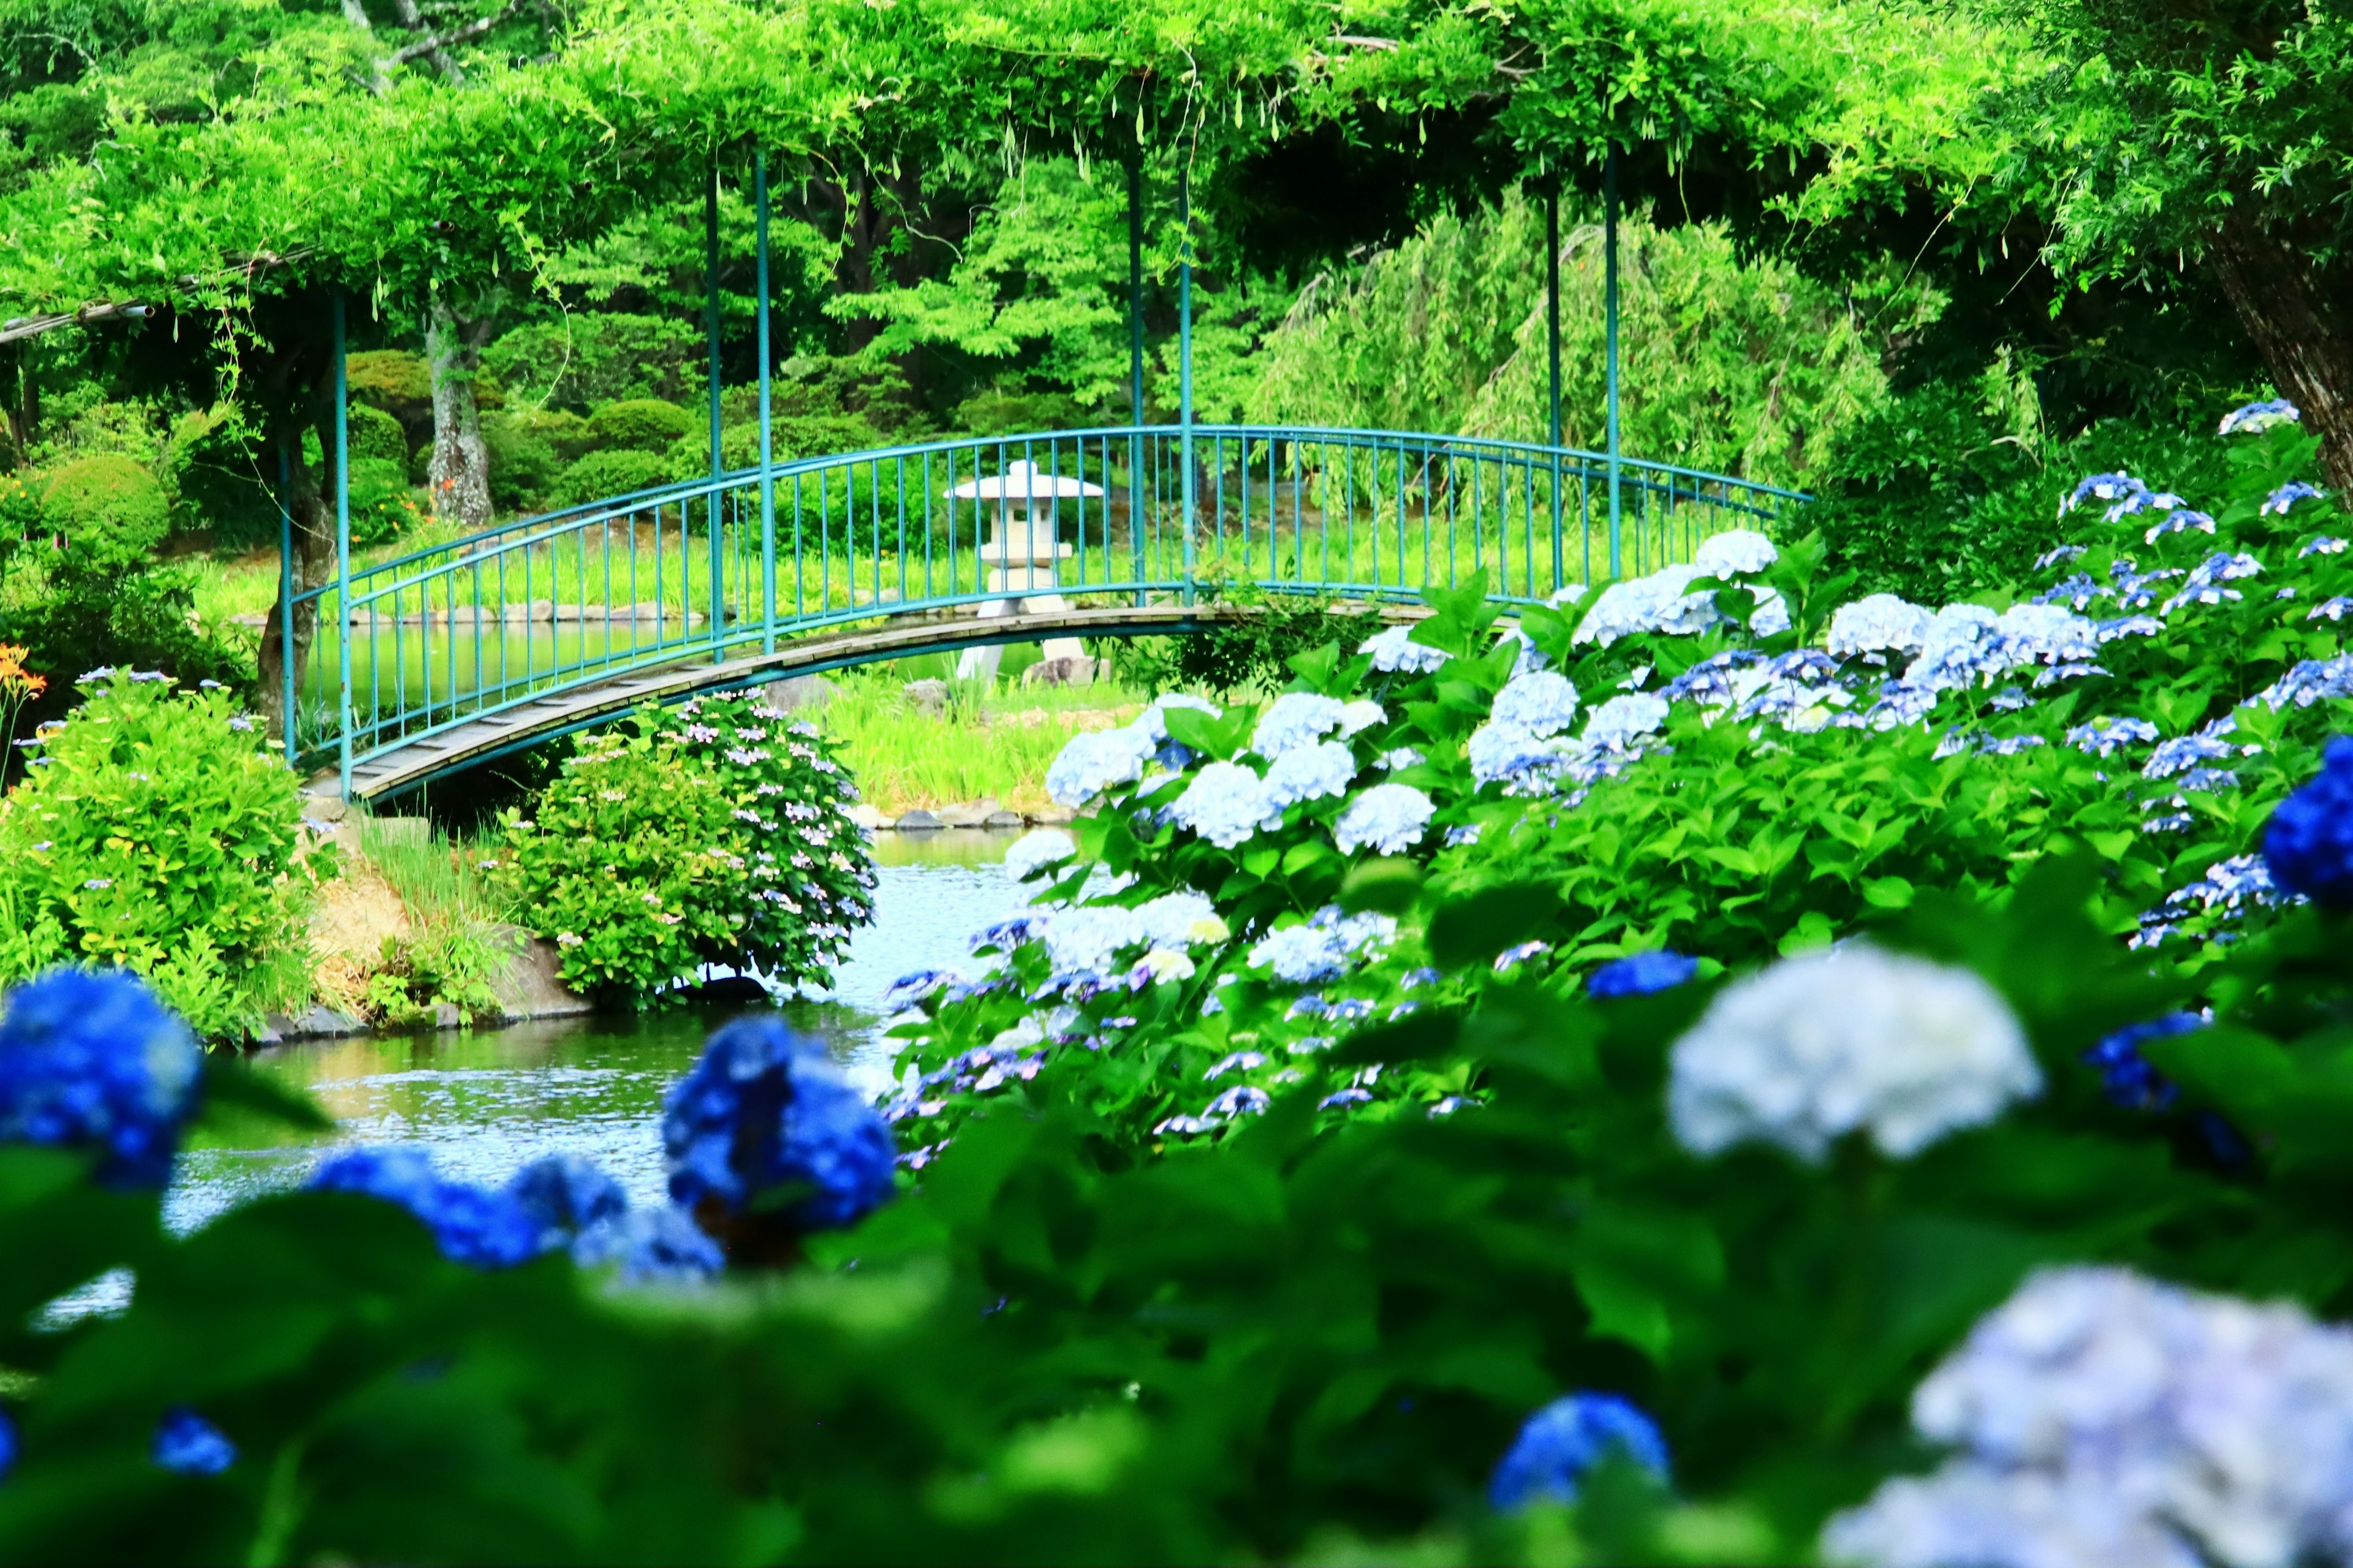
left=0, top=643, right=45, bottom=700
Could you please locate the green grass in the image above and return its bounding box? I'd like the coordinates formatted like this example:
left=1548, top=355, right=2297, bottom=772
left=350, top=810, right=522, bottom=1024
left=816, top=664, right=1149, bottom=816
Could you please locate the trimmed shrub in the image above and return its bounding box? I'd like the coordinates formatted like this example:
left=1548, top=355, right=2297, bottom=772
left=346, top=403, right=409, bottom=471
left=346, top=456, right=420, bottom=546
left=0, top=670, right=322, bottom=1036
left=345, top=351, right=431, bottom=425
left=552, top=448, right=675, bottom=509
left=585, top=398, right=693, bottom=455
left=495, top=693, right=874, bottom=1002
left=39, top=453, right=167, bottom=580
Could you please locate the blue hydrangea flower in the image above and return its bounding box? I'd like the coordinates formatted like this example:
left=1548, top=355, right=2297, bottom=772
left=2065, top=717, right=2159, bottom=757
left=1489, top=1393, right=1671, bottom=1510
left=1468, top=722, right=1572, bottom=788
left=1333, top=783, right=1434, bottom=856
left=1491, top=671, right=1580, bottom=738
left=2059, top=472, right=2151, bottom=518
left=662, top=1016, right=896, bottom=1230
left=310, top=1148, right=547, bottom=1270
left=1588, top=951, right=1699, bottom=998
left=1827, top=594, right=1933, bottom=663
left=2265, top=482, right=2327, bottom=517
left=574, top=1204, right=725, bottom=1283
left=1583, top=693, right=1670, bottom=751
left=152, top=1409, right=236, bottom=1475
left=0, top=1407, right=16, bottom=1482
left=1249, top=924, right=1352, bottom=984
left=2082, top=1013, right=2203, bottom=1110
left=1360, top=624, right=1450, bottom=674
left=0, top=968, right=201, bottom=1188
left=1252, top=693, right=1349, bottom=759
left=1044, top=727, right=1154, bottom=807
left=2219, top=398, right=2299, bottom=435
left=1264, top=740, right=1358, bottom=810
left=1170, top=760, right=1277, bottom=849
left=2298, top=532, right=2346, bottom=557
left=2264, top=738, right=2353, bottom=907
left=506, top=1154, right=628, bottom=1249
left=881, top=969, right=955, bottom=1012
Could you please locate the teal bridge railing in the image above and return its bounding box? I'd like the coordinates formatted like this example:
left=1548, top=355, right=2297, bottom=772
left=286, top=422, right=1804, bottom=795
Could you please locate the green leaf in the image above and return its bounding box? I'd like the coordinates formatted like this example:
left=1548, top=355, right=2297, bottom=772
left=1428, top=882, right=1561, bottom=970
left=1337, top=856, right=1422, bottom=915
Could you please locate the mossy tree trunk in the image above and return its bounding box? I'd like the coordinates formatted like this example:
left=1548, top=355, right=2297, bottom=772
left=425, top=297, right=493, bottom=534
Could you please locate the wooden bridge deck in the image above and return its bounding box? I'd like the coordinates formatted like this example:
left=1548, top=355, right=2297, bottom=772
left=328, top=599, right=1427, bottom=802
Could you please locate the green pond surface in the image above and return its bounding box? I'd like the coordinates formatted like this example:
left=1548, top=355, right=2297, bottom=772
left=164, top=828, right=1033, bottom=1234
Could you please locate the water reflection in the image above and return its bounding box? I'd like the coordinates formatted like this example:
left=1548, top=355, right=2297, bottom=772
left=166, top=828, right=1034, bottom=1233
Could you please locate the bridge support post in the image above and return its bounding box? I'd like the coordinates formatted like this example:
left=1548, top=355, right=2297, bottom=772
left=756, top=150, right=776, bottom=657
left=334, top=290, right=354, bottom=802
left=1178, top=161, right=1196, bottom=606
left=1605, top=142, right=1623, bottom=581
left=1128, top=153, right=1146, bottom=607
left=706, top=159, right=722, bottom=485
left=1545, top=177, right=1564, bottom=594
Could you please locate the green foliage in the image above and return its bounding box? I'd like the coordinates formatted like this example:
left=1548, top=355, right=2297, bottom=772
left=550, top=447, right=675, bottom=509
left=494, top=691, right=876, bottom=1002
left=482, top=312, right=707, bottom=412
left=0, top=672, right=321, bottom=1036
left=345, top=402, right=409, bottom=469
left=481, top=408, right=578, bottom=512
left=582, top=397, right=692, bottom=454
left=344, top=455, right=420, bottom=546
left=37, top=454, right=167, bottom=581
left=344, top=350, right=433, bottom=427
left=1104, top=587, right=1374, bottom=696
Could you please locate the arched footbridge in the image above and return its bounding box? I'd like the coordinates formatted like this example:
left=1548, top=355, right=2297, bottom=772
left=284, top=423, right=1804, bottom=802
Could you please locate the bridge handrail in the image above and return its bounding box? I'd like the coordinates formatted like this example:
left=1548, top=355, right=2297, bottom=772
left=294, top=422, right=1808, bottom=611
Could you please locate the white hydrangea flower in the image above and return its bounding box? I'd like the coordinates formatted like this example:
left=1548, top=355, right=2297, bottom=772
left=1668, top=945, right=2040, bottom=1162
left=1336, top=699, right=1386, bottom=737
left=1491, top=670, right=1580, bottom=738
left=1694, top=528, right=1778, bottom=578
left=1996, top=602, right=2101, bottom=666
left=1252, top=692, right=1349, bottom=758
left=1045, top=725, right=1156, bottom=806
left=1133, top=890, right=1222, bottom=949
left=1829, top=1267, right=2353, bottom=1568
left=1360, top=624, right=1451, bottom=673
left=1333, top=782, right=1435, bottom=855
left=1168, top=760, right=1278, bottom=849
left=1573, top=563, right=1722, bottom=646
left=1132, top=692, right=1222, bottom=743
left=1002, top=828, right=1077, bottom=884
left=1583, top=692, right=1670, bottom=751
left=1827, top=594, right=1934, bottom=662
left=1262, top=740, right=1358, bottom=810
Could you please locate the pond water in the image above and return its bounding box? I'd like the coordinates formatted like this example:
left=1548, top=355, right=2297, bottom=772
left=166, top=828, right=1032, bottom=1234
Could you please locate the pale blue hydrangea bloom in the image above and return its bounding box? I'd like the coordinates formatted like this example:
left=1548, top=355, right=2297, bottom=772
left=1170, top=760, right=1278, bottom=849
left=1002, top=828, right=1077, bottom=883
left=1376, top=746, right=1424, bottom=771
left=2298, top=532, right=2345, bottom=556
left=1495, top=624, right=1548, bottom=675
left=1550, top=583, right=1588, bottom=607
left=1264, top=740, right=1358, bottom=810
left=1337, top=699, right=1386, bottom=737
left=1827, top=594, right=1933, bottom=663
left=2309, top=597, right=2353, bottom=623
left=1491, top=670, right=1580, bottom=738
left=2260, top=656, right=2353, bottom=709
left=1132, top=692, right=1223, bottom=743
left=1749, top=586, right=1793, bottom=637
left=1045, top=725, right=1156, bottom=806
left=1042, top=906, right=1145, bottom=974
left=1905, top=604, right=2009, bottom=691
left=1134, top=889, right=1221, bottom=948
left=1248, top=907, right=1394, bottom=982
left=1446, top=824, right=1482, bottom=847
left=1205, top=1050, right=1267, bottom=1080
left=1694, top=529, right=1777, bottom=577
left=1995, top=602, right=2101, bottom=667
left=2059, top=472, right=2154, bottom=521
left=2145, top=510, right=2218, bottom=545
left=1583, top=692, right=1670, bottom=751
left=1360, top=624, right=1451, bottom=673
left=2219, top=397, right=2300, bottom=434
left=2066, top=717, right=2160, bottom=757
left=1333, top=782, right=1434, bottom=855
left=2261, top=482, right=2326, bottom=517
left=1252, top=692, right=1349, bottom=759
left=2097, top=614, right=2165, bottom=643
left=1205, top=1085, right=1271, bottom=1119
left=1574, top=562, right=1724, bottom=646
left=1468, top=722, right=1571, bottom=787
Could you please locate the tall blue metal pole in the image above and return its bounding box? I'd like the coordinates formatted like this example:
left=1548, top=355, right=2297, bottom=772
left=1128, top=153, right=1146, bottom=603
left=1545, top=179, right=1564, bottom=592
left=333, top=290, right=353, bottom=801
left=706, top=161, right=722, bottom=483
left=756, top=150, right=776, bottom=657
left=1178, top=161, right=1196, bottom=605
left=1604, top=143, right=1623, bottom=580
left=276, top=440, right=295, bottom=765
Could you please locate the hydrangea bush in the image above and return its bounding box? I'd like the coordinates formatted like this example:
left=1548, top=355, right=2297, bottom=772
left=494, top=690, right=875, bottom=1001
left=14, top=403, right=2353, bottom=1564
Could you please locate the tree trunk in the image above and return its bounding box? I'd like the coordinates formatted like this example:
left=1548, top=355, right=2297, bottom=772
left=256, top=357, right=342, bottom=756
left=426, top=298, right=493, bottom=533
left=2207, top=211, right=2353, bottom=494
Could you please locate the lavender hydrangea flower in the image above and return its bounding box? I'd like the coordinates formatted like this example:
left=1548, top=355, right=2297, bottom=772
left=1170, top=760, right=1277, bottom=849
left=1588, top=950, right=1699, bottom=997
left=2219, top=397, right=2300, bottom=434
left=1491, top=670, right=1580, bottom=737
left=662, top=1016, right=896, bottom=1233
left=1359, top=624, right=1452, bottom=673
left=310, top=1147, right=547, bottom=1269
left=1827, top=594, right=1933, bottom=663
left=1489, top=1394, right=1671, bottom=1510
left=2262, top=737, right=2353, bottom=907
left=1263, top=740, right=1358, bottom=810
left=1694, top=528, right=1777, bottom=577
left=0, top=968, right=201, bottom=1188
left=1252, top=692, right=1349, bottom=759
left=1333, top=782, right=1434, bottom=855
left=153, top=1409, right=236, bottom=1475
left=1003, top=828, right=1077, bottom=883
left=1670, top=946, right=2040, bottom=1161
left=1045, top=726, right=1155, bottom=807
